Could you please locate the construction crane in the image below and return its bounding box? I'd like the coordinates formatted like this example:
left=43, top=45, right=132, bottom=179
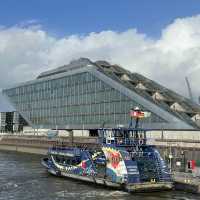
left=185, top=77, right=194, bottom=102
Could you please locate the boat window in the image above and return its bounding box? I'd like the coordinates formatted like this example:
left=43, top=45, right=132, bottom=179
left=54, top=156, right=60, bottom=163
left=63, top=158, right=71, bottom=165
left=54, top=155, right=64, bottom=163
left=104, top=130, right=108, bottom=137
left=89, top=129, right=98, bottom=137
left=107, top=140, right=111, bottom=144
left=71, top=159, right=80, bottom=165
left=115, top=129, right=123, bottom=137
left=129, top=130, right=132, bottom=137
left=111, top=131, right=115, bottom=137
left=98, top=129, right=103, bottom=137
left=135, top=131, right=139, bottom=139
left=139, top=132, right=144, bottom=139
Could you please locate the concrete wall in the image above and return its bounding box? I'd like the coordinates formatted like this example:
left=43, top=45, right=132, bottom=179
left=0, top=144, right=48, bottom=155
left=3, top=128, right=200, bottom=140
left=22, top=127, right=90, bottom=137
left=23, top=126, right=49, bottom=136
left=73, top=130, right=89, bottom=137
left=147, top=130, right=200, bottom=140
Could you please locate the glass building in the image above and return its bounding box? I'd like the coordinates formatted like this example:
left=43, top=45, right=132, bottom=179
left=3, top=58, right=200, bottom=130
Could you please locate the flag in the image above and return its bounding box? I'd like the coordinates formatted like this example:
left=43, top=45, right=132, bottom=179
left=130, top=110, right=144, bottom=118
left=130, top=110, right=151, bottom=118
left=144, top=112, right=151, bottom=118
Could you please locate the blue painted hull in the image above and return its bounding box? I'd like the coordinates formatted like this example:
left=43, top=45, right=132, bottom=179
left=41, top=158, right=173, bottom=192
left=41, top=127, right=173, bottom=192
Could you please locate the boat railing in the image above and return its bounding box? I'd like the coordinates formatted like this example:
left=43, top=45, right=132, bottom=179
left=133, top=151, right=154, bottom=158
left=101, top=137, right=147, bottom=147
left=120, top=138, right=147, bottom=146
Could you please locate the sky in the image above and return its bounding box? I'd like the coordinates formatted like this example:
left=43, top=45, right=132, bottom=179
left=0, top=0, right=200, bottom=111
left=1, top=0, right=200, bottom=37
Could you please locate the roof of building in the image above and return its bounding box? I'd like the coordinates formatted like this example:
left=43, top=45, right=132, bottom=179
left=37, top=58, right=93, bottom=79
left=37, top=58, right=200, bottom=128
left=95, top=61, right=200, bottom=128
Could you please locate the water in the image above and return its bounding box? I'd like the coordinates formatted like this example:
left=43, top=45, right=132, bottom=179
left=0, top=151, right=198, bottom=200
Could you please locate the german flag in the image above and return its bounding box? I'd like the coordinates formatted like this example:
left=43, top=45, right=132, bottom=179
left=130, top=110, right=144, bottom=118
left=130, top=109, right=151, bottom=118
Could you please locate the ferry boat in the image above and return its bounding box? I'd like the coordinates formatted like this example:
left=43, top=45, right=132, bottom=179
left=41, top=108, right=173, bottom=192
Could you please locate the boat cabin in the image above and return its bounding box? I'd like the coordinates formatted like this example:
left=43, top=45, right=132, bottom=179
left=98, top=128, right=147, bottom=147
left=48, top=147, right=82, bottom=166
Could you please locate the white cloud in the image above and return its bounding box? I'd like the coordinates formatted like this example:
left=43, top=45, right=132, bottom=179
left=0, top=15, right=200, bottom=105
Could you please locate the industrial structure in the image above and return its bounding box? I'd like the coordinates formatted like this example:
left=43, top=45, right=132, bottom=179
left=2, top=58, right=200, bottom=131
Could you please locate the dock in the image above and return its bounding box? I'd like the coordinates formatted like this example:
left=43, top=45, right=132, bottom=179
left=173, top=172, right=200, bottom=194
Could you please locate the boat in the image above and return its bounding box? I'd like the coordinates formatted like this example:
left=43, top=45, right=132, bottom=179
left=41, top=108, right=173, bottom=192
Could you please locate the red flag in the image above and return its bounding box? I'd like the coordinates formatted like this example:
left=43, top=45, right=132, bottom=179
left=191, top=160, right=196, bottom=170
left=130, top=110, right=144, bottom=118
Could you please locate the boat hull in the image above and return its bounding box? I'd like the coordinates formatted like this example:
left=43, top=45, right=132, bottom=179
left=42, top=158, right=173, bottom=192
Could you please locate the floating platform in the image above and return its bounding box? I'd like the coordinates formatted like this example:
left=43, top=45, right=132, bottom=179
left=173, top=173, right=200, bottom=194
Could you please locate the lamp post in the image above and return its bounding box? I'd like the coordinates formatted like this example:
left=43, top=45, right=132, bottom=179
left=169, top=153, right=173, bottom=173
left=168, top=144, right=173, bottom=173
left=181, top=150, right=186, bottom=172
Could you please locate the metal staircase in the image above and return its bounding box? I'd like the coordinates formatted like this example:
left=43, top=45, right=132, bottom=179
left=153, top=152, right=164, bottom=181
left=131, top=149, right=169, bottom=182
left=152, top=150, right=171, bottom=182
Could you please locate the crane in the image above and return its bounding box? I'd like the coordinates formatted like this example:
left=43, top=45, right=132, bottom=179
left=185, top=77, right=194, bottom=102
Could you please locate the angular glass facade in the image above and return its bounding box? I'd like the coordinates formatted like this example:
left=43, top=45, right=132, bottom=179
left=3, top=72, right=165, bottom=129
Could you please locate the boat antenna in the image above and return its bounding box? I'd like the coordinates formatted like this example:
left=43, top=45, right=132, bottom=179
left=102, top=121, right=106, bottom=128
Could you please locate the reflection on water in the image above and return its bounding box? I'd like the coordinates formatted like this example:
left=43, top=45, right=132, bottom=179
left=0, top=151, right=198, bottom=200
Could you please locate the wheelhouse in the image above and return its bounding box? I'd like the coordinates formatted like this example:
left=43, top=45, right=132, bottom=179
left=98, top=128, right=147, bottom=147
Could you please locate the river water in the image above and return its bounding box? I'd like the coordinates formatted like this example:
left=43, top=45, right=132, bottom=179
left=0, top=151, right=198, bottom=200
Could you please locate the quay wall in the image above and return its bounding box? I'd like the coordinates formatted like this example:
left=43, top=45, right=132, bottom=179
left=147, top=130, right=200, bottom=141
left=0, top=134, right=99, bottom=155
left=0, top=144, right=48, bottom=155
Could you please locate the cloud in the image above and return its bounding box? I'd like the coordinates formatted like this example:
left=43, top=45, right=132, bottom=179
left=0, top=15, right=200, bottom=108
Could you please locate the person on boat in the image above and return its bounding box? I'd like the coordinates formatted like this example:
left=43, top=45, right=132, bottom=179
left=117, top=138, right=123, bottom=145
